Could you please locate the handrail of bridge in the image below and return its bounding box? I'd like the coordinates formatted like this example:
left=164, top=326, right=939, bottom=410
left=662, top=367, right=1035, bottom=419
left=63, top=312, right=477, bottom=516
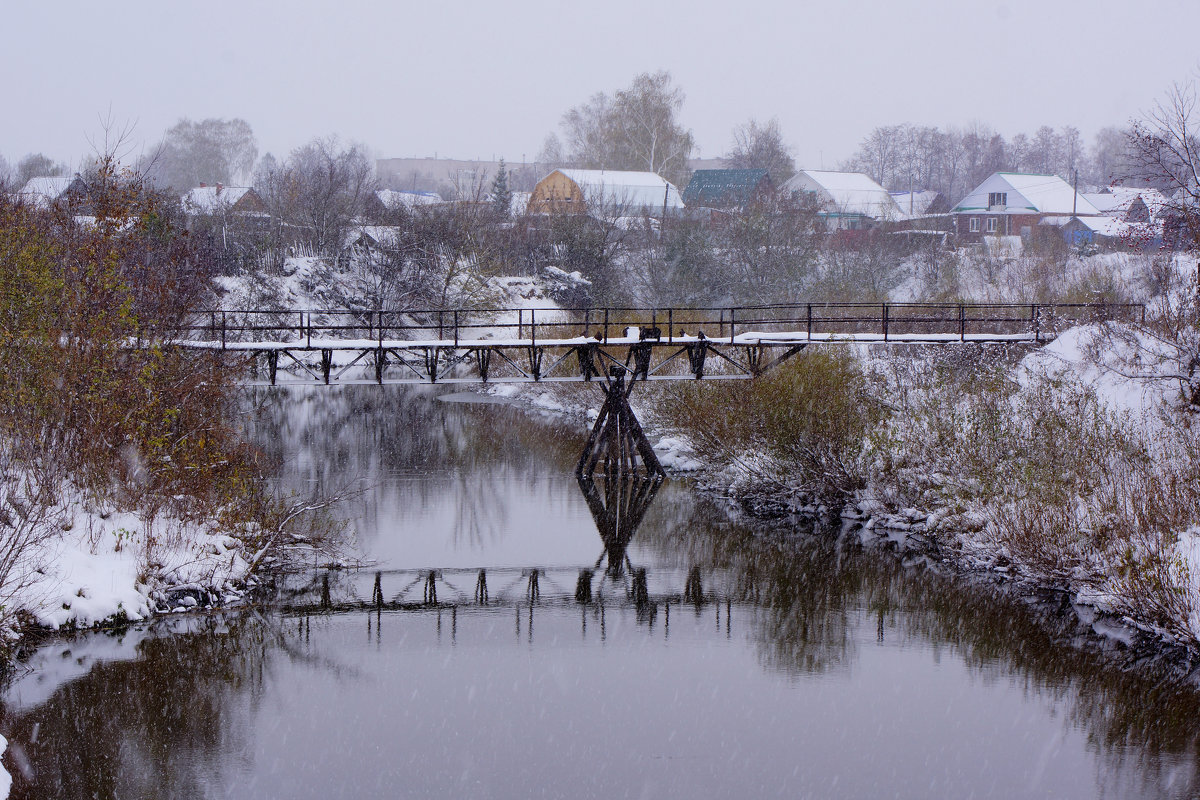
left=167, top=301, right=1146, bottom=349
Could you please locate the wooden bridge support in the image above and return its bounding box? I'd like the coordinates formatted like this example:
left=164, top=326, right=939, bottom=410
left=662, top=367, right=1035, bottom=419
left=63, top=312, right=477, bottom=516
left=684, top=566, right=704, bottom=606
left=423, top=571, right=438, bottom=604
left=475, top=569, right=489, bottom=604
left=575, top=368, right=665, bottom=480
left=575, top=570, right=593, bottom=604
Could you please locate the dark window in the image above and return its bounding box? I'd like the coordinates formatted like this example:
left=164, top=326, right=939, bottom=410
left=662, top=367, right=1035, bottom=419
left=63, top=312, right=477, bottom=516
left=988, top=192, right=1007, bottom=208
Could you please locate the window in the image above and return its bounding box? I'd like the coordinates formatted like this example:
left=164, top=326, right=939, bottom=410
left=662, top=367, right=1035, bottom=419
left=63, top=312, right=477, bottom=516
left=986, top=218, right=998, bottom=233
left=969, top=217, right=980, bottom=232
left=988, top=192, right=1007, bottom=209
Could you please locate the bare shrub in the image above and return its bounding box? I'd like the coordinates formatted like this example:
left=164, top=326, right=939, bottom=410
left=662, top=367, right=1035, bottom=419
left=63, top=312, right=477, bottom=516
left=657, top=349, right=879, bottom=501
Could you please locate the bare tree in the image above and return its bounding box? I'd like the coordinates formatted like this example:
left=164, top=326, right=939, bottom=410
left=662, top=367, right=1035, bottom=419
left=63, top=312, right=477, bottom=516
left=725, top=118, right=796, bottom=183
left=142, top=117, right=258, bottom=191
left=276, top=136, right=375, bottom=257
left=558, top=71, right=695, bottom=187
left=16, top=153, right=65, bottom=186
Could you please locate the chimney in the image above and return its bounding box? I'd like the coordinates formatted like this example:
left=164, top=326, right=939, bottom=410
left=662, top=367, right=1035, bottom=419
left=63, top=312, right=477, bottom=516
left=200, top=182, right=207, bottom=188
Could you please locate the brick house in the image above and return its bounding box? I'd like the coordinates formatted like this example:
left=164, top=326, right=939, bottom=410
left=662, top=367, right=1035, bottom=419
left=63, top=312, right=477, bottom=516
left=952, top=172, right=1100, bottom=242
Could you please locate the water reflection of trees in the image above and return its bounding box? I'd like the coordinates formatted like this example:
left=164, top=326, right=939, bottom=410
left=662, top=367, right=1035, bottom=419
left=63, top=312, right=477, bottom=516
left=1, top=615, right=286, bottom=799
left=636, top=490, right=1200, bottom=794
left=245, top=386, right=588, bottom=549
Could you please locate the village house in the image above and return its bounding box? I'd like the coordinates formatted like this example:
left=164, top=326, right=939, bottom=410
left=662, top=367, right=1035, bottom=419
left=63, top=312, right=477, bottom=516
left=888, top=190, right=951, bottom=218
left=1083, top=186, right=1169, bottom=223
left=526, top=169, right=684, bottom=216
left=181, top=184, right=267, bottom=217
left=363, top=189, right=444, bottom=219
left=681, top=169, right=772, bottom=210
left=18, top=174, right=91, bottom=211
left=952, top=172, right=1100, bottom=241
left=780, top=170, right=901, bottom=230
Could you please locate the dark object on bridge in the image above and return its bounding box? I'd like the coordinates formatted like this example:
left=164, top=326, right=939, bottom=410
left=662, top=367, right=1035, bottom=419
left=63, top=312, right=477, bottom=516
left=372, top=572, right=383, bottom=608
left=320, top=573, right=332, bottom=609
left=575, top=570, right=594, bottom=604
left=527, top=569, right=541, bottom=602
left=639, top=326, right=661, bottom=341
left=684, top=566, right=704, bottom=605
left=475, top=570, right=489, bottom=604
left=423, top=571, right=438, bottom=604
left=632, top=568, right=649, bottom=608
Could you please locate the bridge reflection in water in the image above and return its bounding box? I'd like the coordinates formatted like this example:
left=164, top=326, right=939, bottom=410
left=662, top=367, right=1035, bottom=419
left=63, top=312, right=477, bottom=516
left=292, top=406, right=733, bottom=639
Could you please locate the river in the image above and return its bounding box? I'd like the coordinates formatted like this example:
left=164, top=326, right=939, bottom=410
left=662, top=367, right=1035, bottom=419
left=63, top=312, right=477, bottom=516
left=2, top=386, right=1199, bottom=799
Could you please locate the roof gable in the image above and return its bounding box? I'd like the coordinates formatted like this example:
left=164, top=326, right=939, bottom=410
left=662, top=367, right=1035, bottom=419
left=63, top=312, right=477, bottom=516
left=782, top=170, right=900, bottom=219
left=954, top=172, right=1100, bottom=215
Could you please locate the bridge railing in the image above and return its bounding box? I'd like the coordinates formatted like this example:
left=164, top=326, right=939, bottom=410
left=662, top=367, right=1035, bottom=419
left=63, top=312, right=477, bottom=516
left=179, top=302, right=1145, bottom=348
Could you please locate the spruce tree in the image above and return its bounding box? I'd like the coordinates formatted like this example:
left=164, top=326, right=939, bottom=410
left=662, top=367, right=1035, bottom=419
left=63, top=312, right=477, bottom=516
left=491, top=159, right=512, bottom=219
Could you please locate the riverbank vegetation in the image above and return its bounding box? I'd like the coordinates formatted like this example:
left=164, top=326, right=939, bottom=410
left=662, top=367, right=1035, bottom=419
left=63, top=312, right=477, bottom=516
left=0, top=157, right=342, bottom=647
left=648, top=260, right=1200, bottom=650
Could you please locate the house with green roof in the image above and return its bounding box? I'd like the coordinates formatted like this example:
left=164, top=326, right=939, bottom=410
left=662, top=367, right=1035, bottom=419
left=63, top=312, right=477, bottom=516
left=681, top=169, right=772, bottom=209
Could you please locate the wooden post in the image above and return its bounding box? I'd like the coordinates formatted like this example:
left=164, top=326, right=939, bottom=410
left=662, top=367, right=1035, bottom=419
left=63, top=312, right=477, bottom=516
left=603, top=308, right=609, bottom=344
left=667, top=308, right=673, bottom=343
left=806, top=303, right=812, bottom=340
left=453, top=310, right=459, bottom=348
left=882, top=303, right=888, bottom=341
left=729, top=308, right=735, bottom=344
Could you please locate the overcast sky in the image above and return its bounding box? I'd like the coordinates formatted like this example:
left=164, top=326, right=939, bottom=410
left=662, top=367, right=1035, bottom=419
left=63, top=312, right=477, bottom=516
left=4, top=0, right=1199, bottom=173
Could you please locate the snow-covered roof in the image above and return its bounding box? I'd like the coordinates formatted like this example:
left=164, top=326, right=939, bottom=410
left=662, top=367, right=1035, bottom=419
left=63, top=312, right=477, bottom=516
left=782, top=170, right=900, bottom=220
left=1082, top=187, right=1169, bottom=219
left=375, top=189, right=443, bottom=210
left=19, top=175, right=82, bottom=207
left=557, top=169, right=684, bottom=211
left=889, top=190, right=941, bottom=217
left=344, top=225, right=402, bottom=249
left=954, top=172, right=1100, bottom=216
left=181, top=185, right=256, bottom=214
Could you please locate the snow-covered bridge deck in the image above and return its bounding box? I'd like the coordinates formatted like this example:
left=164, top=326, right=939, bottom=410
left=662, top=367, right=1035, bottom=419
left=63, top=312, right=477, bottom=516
left=167, top=302, right=1143, bottom=386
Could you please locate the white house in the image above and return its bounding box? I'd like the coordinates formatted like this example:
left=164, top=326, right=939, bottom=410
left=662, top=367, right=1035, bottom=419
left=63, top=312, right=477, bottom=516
left=781, top=170, right=901, bottom=230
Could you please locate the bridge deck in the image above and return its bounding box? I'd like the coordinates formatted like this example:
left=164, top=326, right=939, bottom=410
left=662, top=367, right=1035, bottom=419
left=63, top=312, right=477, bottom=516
left=160, top=302, right=1141, bottom=386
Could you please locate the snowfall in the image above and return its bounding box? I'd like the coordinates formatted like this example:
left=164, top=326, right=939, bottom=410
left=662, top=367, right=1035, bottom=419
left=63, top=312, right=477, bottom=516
left=2, top=247, right=1198, bottom=795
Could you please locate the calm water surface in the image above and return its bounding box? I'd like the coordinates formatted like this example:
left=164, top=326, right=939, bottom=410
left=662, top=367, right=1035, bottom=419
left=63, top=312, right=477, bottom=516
left=3, top=386, right=1199, bottom=799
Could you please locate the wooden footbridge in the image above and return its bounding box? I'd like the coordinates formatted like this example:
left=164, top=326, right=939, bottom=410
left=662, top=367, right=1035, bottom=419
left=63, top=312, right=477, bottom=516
left=178, top=301, right=1140, bottom=388
left=174, top=301, right=1140, bottom=482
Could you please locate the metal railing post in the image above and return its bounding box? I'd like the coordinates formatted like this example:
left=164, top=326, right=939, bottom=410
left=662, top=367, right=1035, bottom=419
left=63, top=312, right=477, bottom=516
left=806, top=303, right=812, bottom=340
left=729, top=308, right=735, bottom=344
left=453, top=310, right=459, bottom=348
left=667, top=308, right=673, bottom=343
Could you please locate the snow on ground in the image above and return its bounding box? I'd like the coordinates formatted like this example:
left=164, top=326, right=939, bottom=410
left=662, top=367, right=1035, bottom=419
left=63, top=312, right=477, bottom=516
left=9, top=490, right=254, bottom=636
left=1018, top=324, right=1173, bottom=423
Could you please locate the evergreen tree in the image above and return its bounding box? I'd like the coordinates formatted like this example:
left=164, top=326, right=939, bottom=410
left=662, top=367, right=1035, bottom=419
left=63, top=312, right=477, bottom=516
left=491, top=159, right=512, bottom=219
